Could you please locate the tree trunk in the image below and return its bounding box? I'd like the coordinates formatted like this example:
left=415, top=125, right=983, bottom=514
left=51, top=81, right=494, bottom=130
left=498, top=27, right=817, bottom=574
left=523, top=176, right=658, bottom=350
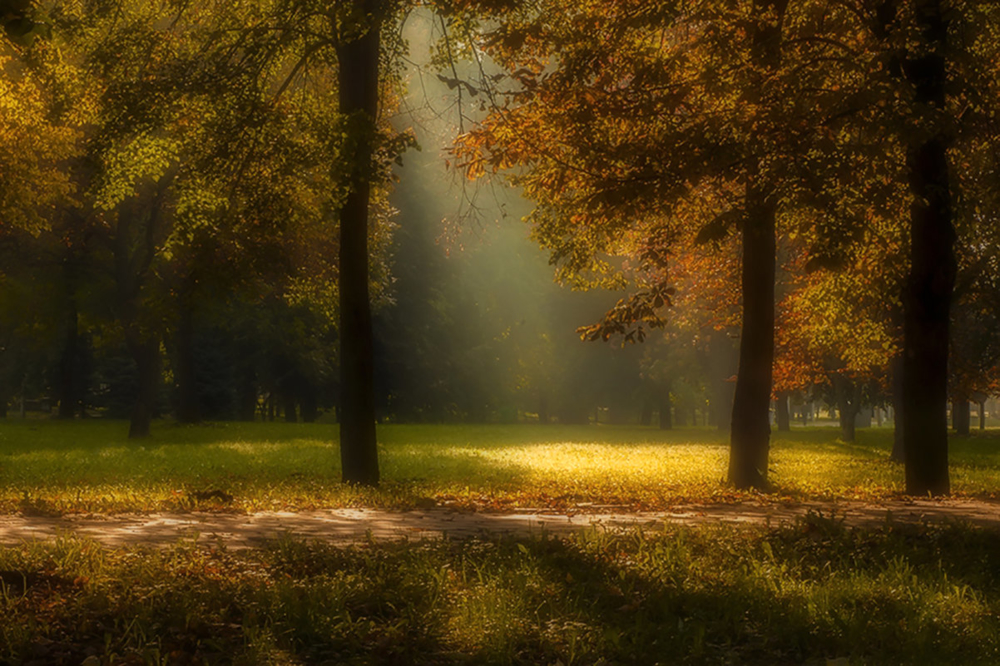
left=952, top=397, right=970, bottom=436
left=175, top=288, right=200, bottom=424
left=727, top=0, right=784, bottom=490
left=979, top=400, right=986, bottom=431
left=901, top=0, right=954, bottom=496
left=283, top=393, right=297, bottom=423
left=728, top=191, right=777, bottom=490
left=775, top=392, right=790, bottom=432
left=337, top=1, right=382, bottom=486
left=127, top=336, right=159, bottom=439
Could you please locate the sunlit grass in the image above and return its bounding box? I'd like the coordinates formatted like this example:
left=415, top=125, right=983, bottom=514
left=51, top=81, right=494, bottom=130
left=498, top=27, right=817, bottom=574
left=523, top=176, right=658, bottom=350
left=1, top=419, right=999, bottom=514
left=2, top=520, right=999, bottom=664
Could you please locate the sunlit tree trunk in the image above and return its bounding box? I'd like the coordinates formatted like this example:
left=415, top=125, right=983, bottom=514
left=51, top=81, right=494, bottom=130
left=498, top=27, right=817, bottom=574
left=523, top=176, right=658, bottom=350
left=901, top=0, right=954, bottom=496
left=337, top=0, right=382, bottom=486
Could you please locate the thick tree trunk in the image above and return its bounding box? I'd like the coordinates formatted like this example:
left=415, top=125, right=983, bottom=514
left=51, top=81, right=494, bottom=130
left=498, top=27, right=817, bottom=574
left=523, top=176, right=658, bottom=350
left=127, top=336, right=159, bottom=439
left=979, top=400, right=986, bottom=431
left=952, top=397, right=970, bottom=436
left=775, top=392, right=790, bottom=432
left=337, top=1, right=382, bottom=486
left=729, top=192, right=777, bottom=490
left=901, top=0, right=954, bottom=496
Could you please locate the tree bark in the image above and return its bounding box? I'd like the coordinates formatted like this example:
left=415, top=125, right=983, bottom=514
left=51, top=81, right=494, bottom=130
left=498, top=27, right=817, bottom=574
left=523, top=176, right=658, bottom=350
left=337, top=0, right=382, bottom=486
left=901, top=0, right=954, bottom=496
left=729, top=190, right=777, bottom=490
left=979, top=400, right=986, bottom=431
left=775, top=391, right=790, bottom=432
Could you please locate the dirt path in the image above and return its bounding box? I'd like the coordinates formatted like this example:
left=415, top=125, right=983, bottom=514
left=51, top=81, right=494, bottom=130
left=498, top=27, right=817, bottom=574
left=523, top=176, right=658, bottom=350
left=1, top=499, right=998, bottom=549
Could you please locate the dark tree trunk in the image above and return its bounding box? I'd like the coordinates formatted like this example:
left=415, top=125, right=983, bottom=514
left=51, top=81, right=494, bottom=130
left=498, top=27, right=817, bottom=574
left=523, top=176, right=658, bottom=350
left=775, top=391, right=790, bottom=432
left=659, top=391, right=672, bottom=430
left=127, top=336, right=159, bottom=439
left=901, top=0, right=954, bottom=496
left=57, top=297, right=79, bottom=419
left=283, top=394, right=297, bottom=423
left=337, top=1, right=382, bottom=486
left=267, top=394, right=275, bottom=422
left=952, top=397, right=970, bottom=436
left=640, top=398, right=653, bottom=426
left=729, top=191, right=777, bottom=490
left=979, top=400, right=986, bottom=431
left=728, top=0, right=784, bottom=490
left=175, top=288, right=200, bottom=424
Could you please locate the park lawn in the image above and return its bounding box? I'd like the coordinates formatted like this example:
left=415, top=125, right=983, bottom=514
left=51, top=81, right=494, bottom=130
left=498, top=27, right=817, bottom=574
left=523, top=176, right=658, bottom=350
left=2, top=519, right=999, bottom=665
left=1, top=420, right=999, bottom=514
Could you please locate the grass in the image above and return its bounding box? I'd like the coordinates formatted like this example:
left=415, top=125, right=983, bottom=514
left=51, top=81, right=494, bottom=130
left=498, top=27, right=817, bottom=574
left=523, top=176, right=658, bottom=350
left=1, top=420, right=999, bottom=514
left=2, top=518, right=999, bottom=664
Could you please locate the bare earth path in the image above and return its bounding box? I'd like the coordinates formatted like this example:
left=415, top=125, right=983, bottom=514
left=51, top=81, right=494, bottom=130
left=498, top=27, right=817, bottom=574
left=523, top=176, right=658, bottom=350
left=1, top=498, right=999, bottom=548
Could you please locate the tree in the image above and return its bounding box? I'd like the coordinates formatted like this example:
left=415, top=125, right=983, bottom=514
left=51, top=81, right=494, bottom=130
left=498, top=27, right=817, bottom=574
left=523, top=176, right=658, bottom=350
left=451, top=0, right=880, bottom=489
left=336, top=0, right=387, bottom=485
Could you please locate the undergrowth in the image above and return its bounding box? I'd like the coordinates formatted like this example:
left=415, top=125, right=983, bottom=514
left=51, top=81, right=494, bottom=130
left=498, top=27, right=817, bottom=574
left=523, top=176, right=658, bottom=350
left=1, top=518, right=998, bottom=665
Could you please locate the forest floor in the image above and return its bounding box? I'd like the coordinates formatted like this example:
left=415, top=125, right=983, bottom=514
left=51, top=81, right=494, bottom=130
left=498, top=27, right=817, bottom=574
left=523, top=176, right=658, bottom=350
left=3, top=497, right=1000, bottom=548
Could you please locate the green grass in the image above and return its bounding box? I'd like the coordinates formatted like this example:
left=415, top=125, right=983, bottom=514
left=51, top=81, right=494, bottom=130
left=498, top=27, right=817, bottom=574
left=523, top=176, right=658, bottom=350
left=2, top=519, right=999, bottom=664
left=1, top=420, right=999, bottom=514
